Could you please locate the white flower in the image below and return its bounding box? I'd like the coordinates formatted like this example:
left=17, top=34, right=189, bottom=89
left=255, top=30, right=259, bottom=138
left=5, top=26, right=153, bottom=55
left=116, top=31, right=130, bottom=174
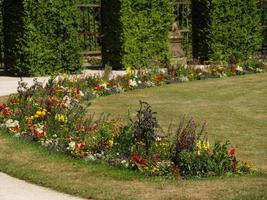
left=129, top=79, right=138, bottom=87
left=5, top=119, right=19, bottom=128
left=63, top=96, right=71, bottom=108
left=179, top=75, right=189, bottom=82
left=121, top=160, right=129, bottom=168
left=100, top=83, right=107, bottom=89
left=156, top=136, right=162, bottom=142
left=79, top=90, right=85, bottom=97
left=255, top=68, right=263, bottom=73
left=236, top=66, right=243, bottom=72
left=145, top=81, right=155, bottom=87
left=67, top=141, right=76, bottom=151
left=85, top=154, right=96, bottom=161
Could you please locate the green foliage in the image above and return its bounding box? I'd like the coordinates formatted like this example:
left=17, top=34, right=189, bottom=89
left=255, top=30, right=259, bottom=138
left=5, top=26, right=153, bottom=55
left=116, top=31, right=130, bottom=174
left=177, top=141, right=236, bottom=177
left=113, top=125, right=133, bottom=156
left=170, top=115, right=207, bottom=164
left=3, top=0, right=82, bottom=76
left=102, top=0, right=172, bottom=70
left=178, top=150, right=211, bottom=177
left=209, top=141, right=233, bottom=175
left=192, top=0, right=263, bottom=63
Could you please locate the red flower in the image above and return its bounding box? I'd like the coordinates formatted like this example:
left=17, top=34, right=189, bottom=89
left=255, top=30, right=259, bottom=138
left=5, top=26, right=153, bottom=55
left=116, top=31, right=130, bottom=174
left=76, top=88, right=81, bottom=94
left=140, top=159, right=147, bottom=166
left=94, top=85, right=102, bottom=90
left=155, top=74, right=164, bottom=82
left=131, top=153, right=140, bottom=163
left=76, top=143, right=85, bottom=149
left=0, top=104, right=10, bottom=115
left=171, top=163, right=177, bottom=172
left=194, top=68, right=203, bottom=74
left=229, top=148, right=235, bottom=156
left=34, top=129, right=46, bottom=138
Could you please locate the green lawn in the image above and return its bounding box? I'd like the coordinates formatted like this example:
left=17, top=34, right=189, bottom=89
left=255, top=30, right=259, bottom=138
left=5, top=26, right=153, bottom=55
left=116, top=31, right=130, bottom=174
left=0, top=73, right=267, bottom=200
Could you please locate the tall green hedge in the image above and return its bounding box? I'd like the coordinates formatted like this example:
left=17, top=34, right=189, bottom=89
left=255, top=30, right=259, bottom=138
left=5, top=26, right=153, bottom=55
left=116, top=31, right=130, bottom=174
left=102, top=0, right=172, bottom=70
left=0, top=0, right=4, bottom=67
left=3, top=0, right=82, bottom=76
left=192, top=0, right=263, bottom=63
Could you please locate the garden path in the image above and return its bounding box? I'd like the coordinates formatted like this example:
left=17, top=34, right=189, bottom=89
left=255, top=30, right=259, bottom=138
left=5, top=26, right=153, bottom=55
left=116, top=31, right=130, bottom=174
left=0, top=172, right=86, bottom=200
left=0, top=69, right=125, bottom=96
left=0, top=69, right=125, bottom=200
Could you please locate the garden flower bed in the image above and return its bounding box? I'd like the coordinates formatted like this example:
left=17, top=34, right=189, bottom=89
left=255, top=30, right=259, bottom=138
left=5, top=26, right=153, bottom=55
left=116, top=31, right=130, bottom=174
left=0, top=64, right=264, bottom=178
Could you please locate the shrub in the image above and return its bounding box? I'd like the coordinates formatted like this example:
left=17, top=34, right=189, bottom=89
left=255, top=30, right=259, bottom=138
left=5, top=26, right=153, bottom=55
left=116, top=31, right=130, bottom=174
left=101, top=0, right=173, bottom=70
left=3, top=0, right=82, bottom=76
left=192, top=0, right=263, bottom=63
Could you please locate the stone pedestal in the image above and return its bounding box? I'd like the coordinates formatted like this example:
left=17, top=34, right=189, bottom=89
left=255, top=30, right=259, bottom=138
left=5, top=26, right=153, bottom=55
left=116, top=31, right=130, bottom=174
left=170, top=22, right=184, bottom=58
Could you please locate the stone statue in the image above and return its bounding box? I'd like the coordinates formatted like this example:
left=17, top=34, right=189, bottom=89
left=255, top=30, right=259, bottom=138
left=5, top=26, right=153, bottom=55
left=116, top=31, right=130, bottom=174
left=170, top=22, right=184, bottom=58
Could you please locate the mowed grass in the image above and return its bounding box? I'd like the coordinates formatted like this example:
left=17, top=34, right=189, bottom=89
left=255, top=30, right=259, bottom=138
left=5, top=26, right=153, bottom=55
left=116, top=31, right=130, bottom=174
left=0, top=73, right=267, bottom=200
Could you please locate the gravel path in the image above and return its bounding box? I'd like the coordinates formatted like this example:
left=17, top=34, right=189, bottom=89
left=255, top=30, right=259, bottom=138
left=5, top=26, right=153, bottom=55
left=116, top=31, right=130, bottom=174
left=0, top=69, right=126, bottom=200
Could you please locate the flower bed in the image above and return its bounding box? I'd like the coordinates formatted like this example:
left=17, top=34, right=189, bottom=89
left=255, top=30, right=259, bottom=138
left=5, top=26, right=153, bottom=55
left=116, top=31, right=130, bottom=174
left=0, top=65, right=262, bottom=178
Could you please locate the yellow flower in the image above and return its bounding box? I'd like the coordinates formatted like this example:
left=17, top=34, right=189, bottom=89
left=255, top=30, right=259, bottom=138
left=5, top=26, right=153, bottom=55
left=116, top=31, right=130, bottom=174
left=205, top=141, right=210, bottom=150
left=61, top=73, right=68, bottom=78
left=108, top=140, right=114, bottom=146
left=40, top=111, right=46, bottom=117
left=126, top=67, right=132, bottom=76
left=196, top=140, right=202, bottom=149
left=55, top=114, right=67, bottom=123
left=34, top=114, right=39, bottom=119
left=36, top=111, right=42, bottom=116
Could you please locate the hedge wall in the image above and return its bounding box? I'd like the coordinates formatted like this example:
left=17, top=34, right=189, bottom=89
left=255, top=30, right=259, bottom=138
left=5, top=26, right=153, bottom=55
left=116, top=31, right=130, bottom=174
left=192, top=0, right=263, bottom=63
left=0, top=0, right=4, bottom=67
left=102, top=0, right=172, bottom=70
left=3, top=0, right=82, bottom=76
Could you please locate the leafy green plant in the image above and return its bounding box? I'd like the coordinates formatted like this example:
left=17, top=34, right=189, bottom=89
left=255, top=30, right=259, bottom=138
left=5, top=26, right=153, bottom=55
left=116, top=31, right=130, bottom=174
left=209, top=141, right=233, bottom=175
left=170, top=115, right=207, bottom=164
left=178, top=150, right=211, bottom=177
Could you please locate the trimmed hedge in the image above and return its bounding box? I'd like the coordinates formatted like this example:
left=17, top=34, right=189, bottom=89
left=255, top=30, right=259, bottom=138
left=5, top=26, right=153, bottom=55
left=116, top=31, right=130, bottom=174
left=192, top=0, right=263, bottom=63
left=102, top=0, right=172, bottom=70
left=3, top=0, right=82, bottom=76
left=0, top=0, right=4, bottom=67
